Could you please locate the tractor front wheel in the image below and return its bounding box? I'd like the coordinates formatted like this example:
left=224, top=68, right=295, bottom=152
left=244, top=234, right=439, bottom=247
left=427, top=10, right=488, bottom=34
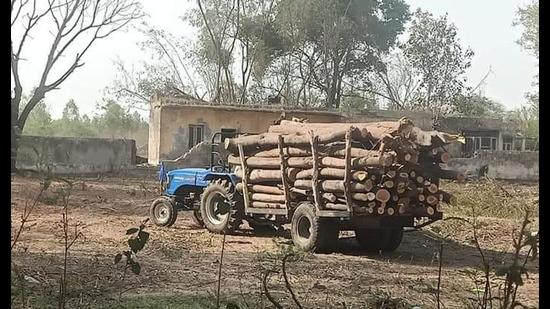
left=200, top=179, right=243, bottom=234
left=150, top=197, right=178, bottom=227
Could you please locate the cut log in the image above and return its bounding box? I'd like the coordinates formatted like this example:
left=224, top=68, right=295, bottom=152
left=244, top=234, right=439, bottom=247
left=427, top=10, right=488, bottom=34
left=235, top=168, right=299, bottom=182
left=325, top=203, right=348, bottom=211
left=375, top=189, right=391, bottom=203
left=322, top=193, right=338, bottom=203
left=236, top=183, right=283, bottom=195
left=426, top=195, right=439, bottom=206
left=420, top=149, right=451, bottom=164
left=228, top=155, right=313, bottom=169
left=295, top=168, right=368, bottom=181
left=320, top=154, right=394, bottom=168
left=253, top=147, right=311, bottom=157
left=290, top=187, right=310, bottom=196
left=225, top=128, right=359, bottom=153
left=268, top=119, right=415, bottom=140
left=293, top=179, right=372, bottom=193
left=386, top=207, right=395, bottom=216
left=382, top=180, right=395, bottom=189
left=366, top=192, right=376, bottom=201
left=426, top=206, right=435, bottom=216
left=427, top=183, right=439, bottom=194
left=410, top=127, right=464, bottom=147
left=251, top=193, right=287, bottom=203
left=250, top=201, right=286, bottom=209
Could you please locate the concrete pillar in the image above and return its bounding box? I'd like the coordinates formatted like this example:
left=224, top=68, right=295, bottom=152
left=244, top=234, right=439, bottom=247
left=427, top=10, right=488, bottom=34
left=521, top=138, right=526, bottom=151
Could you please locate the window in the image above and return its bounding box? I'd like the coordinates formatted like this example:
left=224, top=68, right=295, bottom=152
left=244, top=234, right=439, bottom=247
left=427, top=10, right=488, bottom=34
left=504, top=143, right=512, bottom=151
left=189, top=125, right=204, bottom=148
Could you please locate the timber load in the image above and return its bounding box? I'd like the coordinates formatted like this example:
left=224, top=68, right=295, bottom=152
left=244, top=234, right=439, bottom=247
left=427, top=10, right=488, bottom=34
left=225, top=117, right=464, bottom=217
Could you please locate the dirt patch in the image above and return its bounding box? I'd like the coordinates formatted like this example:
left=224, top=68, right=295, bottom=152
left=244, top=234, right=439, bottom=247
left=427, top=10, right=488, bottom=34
left=11, top=174, right=539, bottom=308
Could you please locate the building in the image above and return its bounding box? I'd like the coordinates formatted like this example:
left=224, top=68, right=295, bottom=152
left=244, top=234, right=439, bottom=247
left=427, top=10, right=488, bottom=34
left=148, top=95, right=535, bottom=165
left=148, top=95, right=344, bottom=165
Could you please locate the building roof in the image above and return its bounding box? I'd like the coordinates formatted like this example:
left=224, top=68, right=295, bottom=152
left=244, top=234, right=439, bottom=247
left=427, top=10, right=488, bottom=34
left=152, top=95, right=343, bottom=116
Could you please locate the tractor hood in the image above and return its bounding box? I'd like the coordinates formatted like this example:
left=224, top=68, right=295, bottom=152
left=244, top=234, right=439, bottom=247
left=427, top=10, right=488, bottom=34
left=167, top=168, right=208, bottom=176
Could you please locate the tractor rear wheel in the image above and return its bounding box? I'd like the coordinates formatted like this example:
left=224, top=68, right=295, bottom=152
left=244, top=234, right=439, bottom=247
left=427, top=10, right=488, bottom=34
left=291, top=202, right=339, bottom=253
left=200, top=179, right=243, bottom=234
left=150, top=197, right=178, bottom=227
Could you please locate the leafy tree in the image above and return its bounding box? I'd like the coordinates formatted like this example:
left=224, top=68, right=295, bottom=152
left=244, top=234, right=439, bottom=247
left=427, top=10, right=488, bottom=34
left=54, top=100, right=95, bottom=137
left=11, top=0, right=142, bottom=170
left=21, top=101, right=54, bottom=136
left=454, top=94, right=506, bottom=118
left=514, top=1, right=539, bottom=59
left=402, top=9, right=474, bottom=127
left=109, top=0, right=409, bottom=110
left=273, top=0, right=410, bottom=108
left=513, top=0, right=538, bottom=139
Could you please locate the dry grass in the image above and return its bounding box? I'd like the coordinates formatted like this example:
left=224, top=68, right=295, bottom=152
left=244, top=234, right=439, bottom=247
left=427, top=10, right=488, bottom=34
left=440, top=179, right=539, bottom=220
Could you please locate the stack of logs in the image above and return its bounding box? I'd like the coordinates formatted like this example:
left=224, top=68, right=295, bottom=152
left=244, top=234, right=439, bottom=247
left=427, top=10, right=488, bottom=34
left=226, top=118, right=463, bottom=217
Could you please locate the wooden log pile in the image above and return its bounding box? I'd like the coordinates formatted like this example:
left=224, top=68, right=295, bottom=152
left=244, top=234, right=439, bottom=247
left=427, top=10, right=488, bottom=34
left=226, top=118, right=464, bottom=217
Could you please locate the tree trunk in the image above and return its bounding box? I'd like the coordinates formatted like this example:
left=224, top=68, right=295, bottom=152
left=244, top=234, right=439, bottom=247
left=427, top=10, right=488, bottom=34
left=11, top=99, right=19, bottom=172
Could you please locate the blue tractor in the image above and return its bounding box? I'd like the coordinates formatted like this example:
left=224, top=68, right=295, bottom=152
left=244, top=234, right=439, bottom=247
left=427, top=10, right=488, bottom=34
left=150, top=131, right=256, bottom=233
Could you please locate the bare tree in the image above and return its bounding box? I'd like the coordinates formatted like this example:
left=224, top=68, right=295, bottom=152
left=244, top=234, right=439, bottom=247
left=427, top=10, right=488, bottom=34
left=11, top=0, right=143, bottom=170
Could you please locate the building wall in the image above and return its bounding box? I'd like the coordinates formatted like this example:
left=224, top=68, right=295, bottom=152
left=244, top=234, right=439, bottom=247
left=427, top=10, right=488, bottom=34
left=17, top=136, right=136, bottom=174
left=148, top=99, right=344, bottom=164
left=447, top=151, right=539, bottom=181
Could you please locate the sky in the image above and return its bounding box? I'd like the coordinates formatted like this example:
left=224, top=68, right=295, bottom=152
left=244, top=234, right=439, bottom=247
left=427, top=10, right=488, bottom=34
left=13, top=0, right=538, bottom=119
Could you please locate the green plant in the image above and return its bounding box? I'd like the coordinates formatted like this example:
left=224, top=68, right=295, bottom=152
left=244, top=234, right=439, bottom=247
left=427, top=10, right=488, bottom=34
left=115, top=218, right=150, bottom=277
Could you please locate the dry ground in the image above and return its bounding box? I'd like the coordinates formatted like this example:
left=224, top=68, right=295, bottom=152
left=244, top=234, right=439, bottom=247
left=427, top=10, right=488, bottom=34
left=11, top=169, right=539, bottom=308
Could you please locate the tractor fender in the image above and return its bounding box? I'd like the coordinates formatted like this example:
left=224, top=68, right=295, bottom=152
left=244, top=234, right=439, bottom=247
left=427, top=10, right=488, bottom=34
left=202, top=173, right=239, bottom=186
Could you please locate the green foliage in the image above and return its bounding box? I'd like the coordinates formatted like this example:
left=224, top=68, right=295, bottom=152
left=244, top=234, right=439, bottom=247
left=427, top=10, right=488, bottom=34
left=21, top=98, right=148, bottom=144
left=21, top=101, right=54, bottom=136
left=403, top=9, right=474, bottom=117
left=514, top=1, right=539, bottom=59
left=454, top=94, right=506, bottom=118
left=274, top=0, right=410, bottom=108
left=115, top=219, right=150, bottom=276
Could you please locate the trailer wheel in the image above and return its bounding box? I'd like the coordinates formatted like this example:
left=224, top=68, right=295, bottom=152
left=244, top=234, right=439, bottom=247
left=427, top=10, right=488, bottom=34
left=200, top=179, right=243, bottom=234
left=355, top=228, right=403, bottom=252
left=291, top=202, right=339, bottom=253
left=150, top=197, right=178, bottom=227
left=383, top=228, right=404, bottom=252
